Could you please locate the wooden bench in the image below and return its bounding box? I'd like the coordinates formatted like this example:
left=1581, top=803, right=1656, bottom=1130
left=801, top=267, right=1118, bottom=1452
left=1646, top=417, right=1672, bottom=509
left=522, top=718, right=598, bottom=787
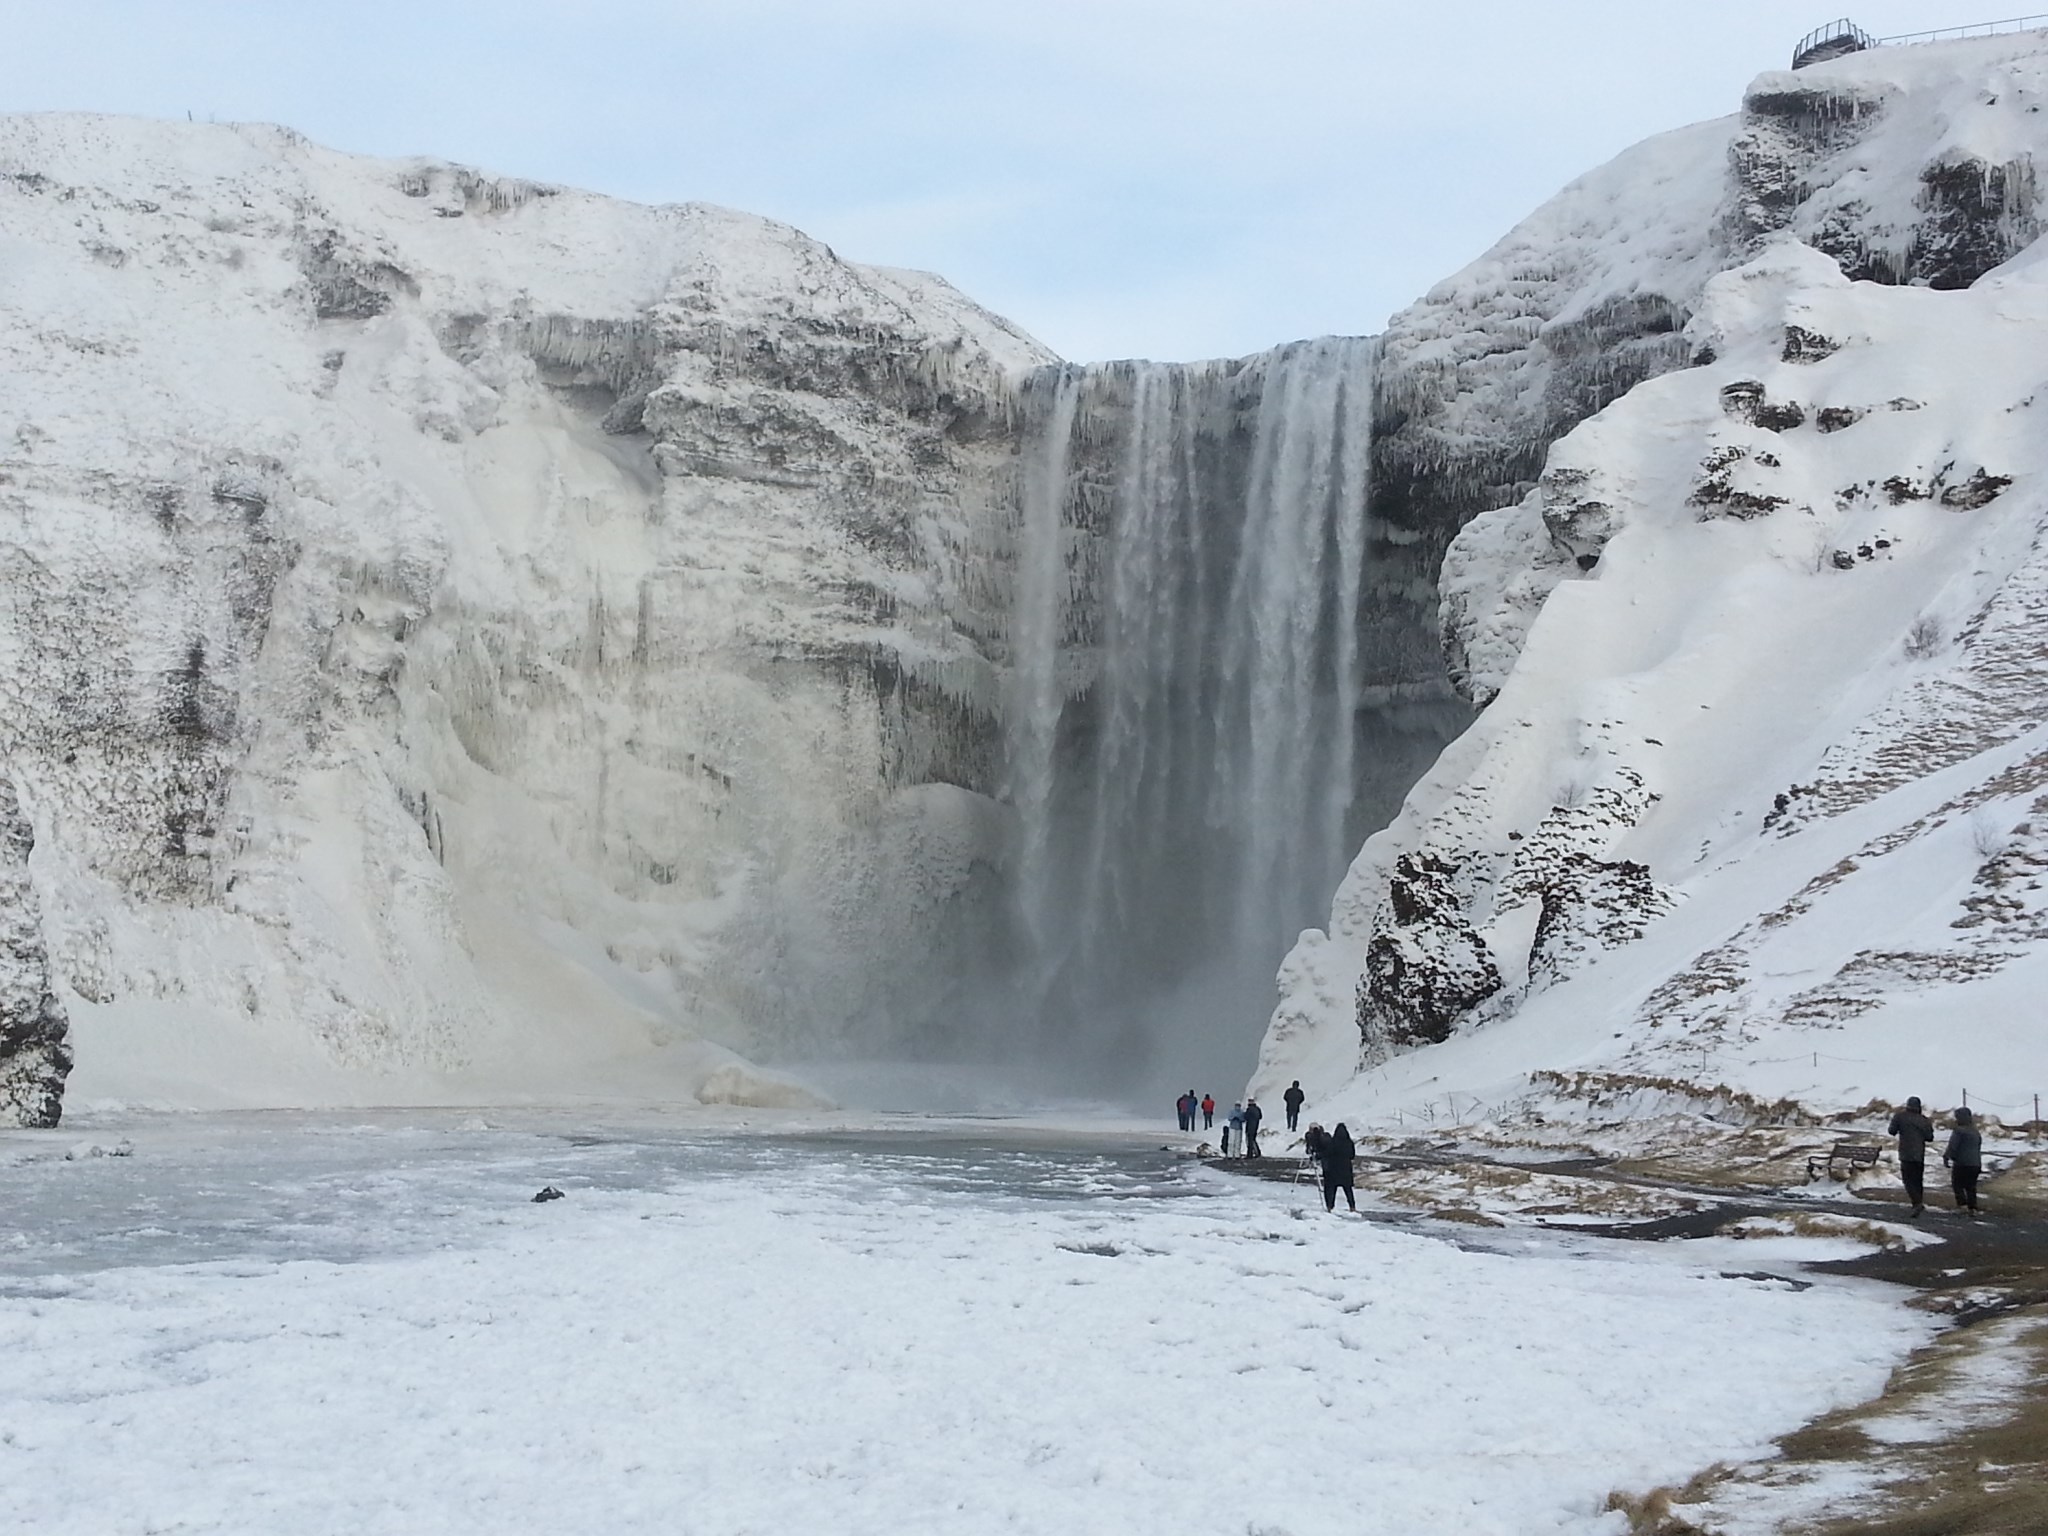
left=1807, top=1142, right=1884, bottom=1181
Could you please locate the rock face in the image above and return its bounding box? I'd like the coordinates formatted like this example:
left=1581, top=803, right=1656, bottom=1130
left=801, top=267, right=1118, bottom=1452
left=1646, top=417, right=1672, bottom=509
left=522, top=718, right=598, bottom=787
left=0, top=780, right=71, bottom=1126
left=1257, top=33, right=2048, bottom=1122
left=0, top=113, right=1055, bottom=1108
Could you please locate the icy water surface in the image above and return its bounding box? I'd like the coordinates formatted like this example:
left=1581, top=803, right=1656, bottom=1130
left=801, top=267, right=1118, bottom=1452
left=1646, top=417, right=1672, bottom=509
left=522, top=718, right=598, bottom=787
left=0, top=1112, right=1194, bottom=1278
left=0, top=1112, right=1934, bottom=1536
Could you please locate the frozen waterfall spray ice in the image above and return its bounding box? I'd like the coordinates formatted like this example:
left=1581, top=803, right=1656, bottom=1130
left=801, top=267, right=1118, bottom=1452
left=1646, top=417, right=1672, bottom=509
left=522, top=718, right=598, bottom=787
left=998, top=339, right=1380, bottom=1095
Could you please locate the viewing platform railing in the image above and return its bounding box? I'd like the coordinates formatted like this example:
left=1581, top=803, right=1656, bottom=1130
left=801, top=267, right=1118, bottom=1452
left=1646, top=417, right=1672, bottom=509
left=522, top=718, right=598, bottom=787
left=1883, top=12, right=2048, bottom=45
left=1794, top=19, right=1878, bottom=67
left=1794, top=12, right=2048, bottom=67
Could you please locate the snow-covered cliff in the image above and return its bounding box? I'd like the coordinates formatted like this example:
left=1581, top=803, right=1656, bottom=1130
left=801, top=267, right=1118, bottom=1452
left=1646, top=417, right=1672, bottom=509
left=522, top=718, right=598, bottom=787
left=1260, top=34, right=2048, bottom=1129
left=0, top=113, right=1058, bottom=1114
left=0, top=112, right=1453, bottom=1119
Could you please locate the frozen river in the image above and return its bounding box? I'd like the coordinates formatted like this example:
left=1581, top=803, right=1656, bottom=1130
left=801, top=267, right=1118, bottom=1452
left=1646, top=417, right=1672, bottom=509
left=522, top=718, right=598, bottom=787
left=1, top=1112, right=1929, bottom=1534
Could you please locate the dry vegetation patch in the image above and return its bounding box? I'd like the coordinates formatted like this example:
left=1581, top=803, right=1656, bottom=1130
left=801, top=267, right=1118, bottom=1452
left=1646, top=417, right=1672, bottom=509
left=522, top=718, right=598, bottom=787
left=1357, top=1159, right=1692, bottom=1224
left=1609, top=1309, right=2048, bottom=1535
left=1720, top=1211, right=1934, bottom=1253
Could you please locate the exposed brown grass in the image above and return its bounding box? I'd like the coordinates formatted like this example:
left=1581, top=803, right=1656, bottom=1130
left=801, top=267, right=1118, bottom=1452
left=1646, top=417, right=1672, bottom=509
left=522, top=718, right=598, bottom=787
left=1360, top=1159, right=1683, bottom=1222
left=1529, top=1069, right=1813, bottom=1126
left=1604, top=1464, right=1731, bottom=1534
left=1719, top=1211, right=1922, bottom=1252
left=1608, top=1310, right=2048, bottom=1535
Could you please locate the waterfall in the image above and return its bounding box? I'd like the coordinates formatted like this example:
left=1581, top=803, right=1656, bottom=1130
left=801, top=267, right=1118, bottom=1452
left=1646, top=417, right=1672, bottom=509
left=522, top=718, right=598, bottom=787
left=1002, top=367, right=1082, bottom=960
left=997, top=338, right=1382, bottom=1092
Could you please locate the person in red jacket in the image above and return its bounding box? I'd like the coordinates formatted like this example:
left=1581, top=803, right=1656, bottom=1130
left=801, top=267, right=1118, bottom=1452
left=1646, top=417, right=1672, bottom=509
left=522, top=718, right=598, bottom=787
left=1200, top=1094, right=1215, bottom=1130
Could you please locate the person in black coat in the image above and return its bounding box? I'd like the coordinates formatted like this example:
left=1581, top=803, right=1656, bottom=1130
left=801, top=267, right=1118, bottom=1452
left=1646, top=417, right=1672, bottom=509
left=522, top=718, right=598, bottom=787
left=1283, top=1080, right=1306, bottom=1132
left=1943, top=1106, right=1984, bottom=1217
left=1887, top=1096, right=1935, bottom=1216
left=1242, top=1098, right=1264, bottom=1158
left=1320, top=1122, right=1356, bottom=1212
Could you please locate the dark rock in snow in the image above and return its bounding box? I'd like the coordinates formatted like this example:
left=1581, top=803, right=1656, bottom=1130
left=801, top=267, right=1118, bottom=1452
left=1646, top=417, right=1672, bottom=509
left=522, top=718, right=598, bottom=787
left=0, top=780, right=72, bottom=1128
left=1940, top=469, right=2014, bottom=510
left=1358, top=852, right=1503, bottom=1048
left=1781, top=325, right=1840, bottom=363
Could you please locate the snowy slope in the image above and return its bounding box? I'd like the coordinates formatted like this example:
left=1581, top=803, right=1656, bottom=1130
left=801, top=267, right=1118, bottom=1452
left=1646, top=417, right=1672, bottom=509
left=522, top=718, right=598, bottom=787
left=1260, top=35, right=2048, bottom=1130
left=1374, top=33, right=2048, bottom=700
left=0, top=113, right=1053, bottom=1116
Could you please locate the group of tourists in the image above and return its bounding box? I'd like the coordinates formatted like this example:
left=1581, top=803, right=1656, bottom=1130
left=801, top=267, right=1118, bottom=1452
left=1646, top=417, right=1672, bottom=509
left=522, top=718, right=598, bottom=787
left=1176, top=1089, right=1271, bottom=1157
left=1178, top=1078, right=1331, bottom=1171
left=1886, top=1096, right=1984, bottom=1217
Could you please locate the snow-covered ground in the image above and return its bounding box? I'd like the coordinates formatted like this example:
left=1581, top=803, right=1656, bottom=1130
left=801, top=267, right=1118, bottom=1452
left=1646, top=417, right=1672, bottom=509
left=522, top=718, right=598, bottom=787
left=0, top=1114, right=1931, bottom=1534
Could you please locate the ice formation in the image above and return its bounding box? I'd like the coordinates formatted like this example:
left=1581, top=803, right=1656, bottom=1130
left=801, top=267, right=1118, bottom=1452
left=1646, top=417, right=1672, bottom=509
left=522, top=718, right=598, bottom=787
left=1259, top=34, right=2048, bottom=1128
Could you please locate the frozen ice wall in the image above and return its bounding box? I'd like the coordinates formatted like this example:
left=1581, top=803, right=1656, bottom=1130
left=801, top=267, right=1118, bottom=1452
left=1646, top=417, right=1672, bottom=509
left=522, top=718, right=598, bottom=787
left=987, top=342, right=1464, bottom=1095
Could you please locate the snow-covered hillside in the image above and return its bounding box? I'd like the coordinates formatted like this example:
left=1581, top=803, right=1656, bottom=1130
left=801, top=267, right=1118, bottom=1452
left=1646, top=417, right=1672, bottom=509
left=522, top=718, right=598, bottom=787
left=1260, top=34, right=2048, bottom=1132
left=0, top=113, right=1054, bottom=1117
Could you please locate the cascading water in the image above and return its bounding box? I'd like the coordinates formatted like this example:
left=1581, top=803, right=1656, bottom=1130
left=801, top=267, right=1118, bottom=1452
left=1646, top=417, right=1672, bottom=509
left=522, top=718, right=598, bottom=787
left=996, top=338, right=1394, bottom=1095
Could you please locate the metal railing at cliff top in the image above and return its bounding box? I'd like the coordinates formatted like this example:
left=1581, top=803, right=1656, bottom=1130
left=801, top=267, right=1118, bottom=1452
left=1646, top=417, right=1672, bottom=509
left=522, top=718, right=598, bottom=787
left=1884, top=12, right=2048, bottom=45
left=1793, top=13, right=2048, bottom=68
left=1794, top=18, right=1877, bottom=67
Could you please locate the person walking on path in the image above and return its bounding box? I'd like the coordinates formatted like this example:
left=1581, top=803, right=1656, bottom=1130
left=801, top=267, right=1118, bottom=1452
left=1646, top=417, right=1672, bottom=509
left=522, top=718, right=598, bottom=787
left=1226, top=1102, right=1244, bottom=1157
left=1201, top=1094, right=1215, bottom=1130
left=1944, top=1107, right=1984, bottom=1217
left=1283, top=1081, right=1306, bottom=1133
left=1243, top=1097, right=1264, bottom=1159
left=1888, top=1096, right=1935, bottom=1216
left=1319, top=1122, right=1357, bottom=1213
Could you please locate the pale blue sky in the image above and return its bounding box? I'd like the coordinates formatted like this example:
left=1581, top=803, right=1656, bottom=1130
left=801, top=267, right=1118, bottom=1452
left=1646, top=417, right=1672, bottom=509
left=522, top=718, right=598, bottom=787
left=2, top=2, right=2017, bottom=360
